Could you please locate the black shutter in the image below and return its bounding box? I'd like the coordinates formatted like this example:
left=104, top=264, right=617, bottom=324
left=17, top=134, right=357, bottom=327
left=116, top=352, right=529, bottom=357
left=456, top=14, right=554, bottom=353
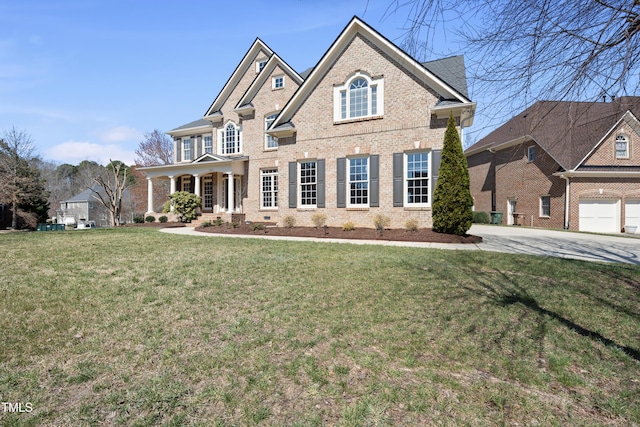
left=317, top=159, right=325, bottom=208
left=196, top=136, right=202, bottom=158
left=431, top=150, right=441, bottom=200
left=369, top=155, right=379, bottom=207
left=393, top=153, right=403, bottom=207
left=175, top=139, right=182, bottom=163
left=289, top=162, right=297, bottom=208
left=336, top=158, right=346, bottom=208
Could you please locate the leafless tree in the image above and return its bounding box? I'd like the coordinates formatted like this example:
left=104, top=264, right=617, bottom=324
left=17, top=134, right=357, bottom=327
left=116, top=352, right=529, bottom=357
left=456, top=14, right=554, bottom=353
left=90, top=160, right=130, bottom=227
left=134, top=129, right=173, bottom=166
left=386, top=0, right=640, bottom=137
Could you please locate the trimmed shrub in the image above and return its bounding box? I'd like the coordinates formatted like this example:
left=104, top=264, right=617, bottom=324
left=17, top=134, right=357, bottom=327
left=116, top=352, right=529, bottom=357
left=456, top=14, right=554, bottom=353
left=145, top=215, right=156, bottom=223
left=201, top=221, right=212, bottom=227
left=311, top=213, right=327, bottom=228
left=158, top=215, right=168, bottom=223
left=163, top=191, right=201, bottom=223
left=432, top=114, right=474, bottom=235
left=283, top=215, right=296, bottom=228
left=133, top=215, right=144, bottom=224
left=342, top=221, right=356, bottom=231
left=473, top=211, right=491, bottom=224
left=373, top=214, right=391, bottom=232
left=405, top=218, right=419, bottom=232
left=251, top=223, right=266, bottom=231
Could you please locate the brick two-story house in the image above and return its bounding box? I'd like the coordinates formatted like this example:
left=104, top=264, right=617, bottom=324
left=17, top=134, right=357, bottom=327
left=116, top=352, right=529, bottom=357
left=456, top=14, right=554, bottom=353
left=466, top=97, right=640, bottom=234
left=139, top=16, right=476, bottom=228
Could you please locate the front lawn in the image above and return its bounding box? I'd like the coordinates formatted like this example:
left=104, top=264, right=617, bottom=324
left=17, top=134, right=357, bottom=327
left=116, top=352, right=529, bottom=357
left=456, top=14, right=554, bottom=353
left=1, top=228, right=639, bottom=426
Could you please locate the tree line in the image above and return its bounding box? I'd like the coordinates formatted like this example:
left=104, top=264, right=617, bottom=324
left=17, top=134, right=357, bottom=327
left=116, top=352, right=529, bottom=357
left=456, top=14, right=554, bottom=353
left=0, top=128, right=172, bottom=229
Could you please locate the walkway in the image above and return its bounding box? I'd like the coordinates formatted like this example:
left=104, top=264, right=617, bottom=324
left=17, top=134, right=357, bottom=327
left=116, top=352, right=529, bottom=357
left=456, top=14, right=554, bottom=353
left=160, top=225, right=640, bottom=265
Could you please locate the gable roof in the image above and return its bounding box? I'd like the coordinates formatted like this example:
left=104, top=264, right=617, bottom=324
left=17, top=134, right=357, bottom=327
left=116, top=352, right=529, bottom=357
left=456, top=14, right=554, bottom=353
left=234, top=52, right=304, bottom=114
left=465, top=96, right=640, bottom=170
left=270, top=16, right=474, bottom=134
left=204, top=38, right=274, bottom=119
left=63, top=184, right=104, bottom=203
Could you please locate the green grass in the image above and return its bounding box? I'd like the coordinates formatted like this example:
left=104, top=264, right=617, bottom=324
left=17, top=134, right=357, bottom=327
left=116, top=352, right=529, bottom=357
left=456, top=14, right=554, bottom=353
left=1, top=227, right=639, bottom=426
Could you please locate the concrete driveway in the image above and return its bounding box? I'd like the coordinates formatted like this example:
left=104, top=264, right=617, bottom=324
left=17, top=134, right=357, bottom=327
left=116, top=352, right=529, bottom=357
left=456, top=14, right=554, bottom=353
left=468, top=224, right=640, bottom=265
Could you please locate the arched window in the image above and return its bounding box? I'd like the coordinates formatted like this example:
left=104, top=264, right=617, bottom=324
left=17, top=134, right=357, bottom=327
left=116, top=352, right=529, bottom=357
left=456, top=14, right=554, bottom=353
left=219, top=122, right=241, bottom=155
left=334, top=73, right=384, bottom=121
left=349, top=78, right=369, bottom=117
left=616, top=134, right=629, bottom=159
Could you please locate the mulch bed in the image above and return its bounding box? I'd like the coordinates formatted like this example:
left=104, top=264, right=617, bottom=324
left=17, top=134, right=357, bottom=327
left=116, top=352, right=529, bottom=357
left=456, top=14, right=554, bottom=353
left=194, top=222, right=482, bottom=244
left=125, top=222, right=187, bottom=229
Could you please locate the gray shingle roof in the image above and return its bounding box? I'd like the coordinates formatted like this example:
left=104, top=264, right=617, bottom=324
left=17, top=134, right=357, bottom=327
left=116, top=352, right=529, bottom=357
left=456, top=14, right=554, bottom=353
left=170, top=118, right=212, bottom=132
left=422, top=55, right=469, bottom=100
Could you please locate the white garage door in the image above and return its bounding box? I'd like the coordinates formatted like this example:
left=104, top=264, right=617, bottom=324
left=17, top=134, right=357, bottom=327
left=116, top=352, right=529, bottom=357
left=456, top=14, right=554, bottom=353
left=625, top=200, right=640, bottom=233
left=579, top=199, right=620, bottom=233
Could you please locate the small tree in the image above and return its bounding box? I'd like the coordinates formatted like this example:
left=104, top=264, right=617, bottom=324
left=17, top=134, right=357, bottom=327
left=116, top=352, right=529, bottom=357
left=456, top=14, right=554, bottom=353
left=432, top=114, right=473, bottom=235
left=91, top=160, right=131, bottom=227
left=163, top=191, right=201, bottom=223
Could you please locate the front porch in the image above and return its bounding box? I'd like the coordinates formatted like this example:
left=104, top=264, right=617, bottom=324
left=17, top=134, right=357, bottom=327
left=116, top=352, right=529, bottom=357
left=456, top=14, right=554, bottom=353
left=138, top=155, right=247, bottom=220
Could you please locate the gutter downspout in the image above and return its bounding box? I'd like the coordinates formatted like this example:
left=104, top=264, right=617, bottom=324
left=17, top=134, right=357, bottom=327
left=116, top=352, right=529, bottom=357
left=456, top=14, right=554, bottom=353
left=562, top=175, right=571, bottom=229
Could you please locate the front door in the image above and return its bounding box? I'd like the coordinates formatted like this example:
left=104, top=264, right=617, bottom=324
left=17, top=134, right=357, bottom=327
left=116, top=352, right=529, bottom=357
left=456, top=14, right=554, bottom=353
left=507, top=199, right=517, bottom=225
left=203, top=177, right=213, bottom=211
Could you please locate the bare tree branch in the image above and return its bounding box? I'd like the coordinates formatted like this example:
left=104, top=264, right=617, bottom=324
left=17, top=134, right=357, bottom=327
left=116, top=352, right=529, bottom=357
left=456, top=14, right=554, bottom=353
left=134, top=130, right=173, bottom=166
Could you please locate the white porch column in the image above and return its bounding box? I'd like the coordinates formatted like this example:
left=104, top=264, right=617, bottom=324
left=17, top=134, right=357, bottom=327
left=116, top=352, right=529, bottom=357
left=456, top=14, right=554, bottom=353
left=226, top=172, right=234, bottom=214
left=194, top=174, right=201, bottom=197
left=169, top=176, right=176, bottom=212
left=146, top=178, right=154, bottom=213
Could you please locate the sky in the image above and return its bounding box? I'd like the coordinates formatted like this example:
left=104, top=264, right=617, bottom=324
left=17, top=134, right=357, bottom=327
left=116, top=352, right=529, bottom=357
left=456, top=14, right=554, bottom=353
left=1, top=0, right=478, bottom=167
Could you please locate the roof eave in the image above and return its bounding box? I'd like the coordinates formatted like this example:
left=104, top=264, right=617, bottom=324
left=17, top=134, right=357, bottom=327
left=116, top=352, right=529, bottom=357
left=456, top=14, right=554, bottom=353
left=166, top=124, right=213, bottom=137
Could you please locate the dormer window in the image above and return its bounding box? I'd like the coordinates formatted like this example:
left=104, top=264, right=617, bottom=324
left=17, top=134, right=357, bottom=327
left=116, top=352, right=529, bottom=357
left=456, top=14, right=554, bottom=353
left=334, top=72, right=384, bottom=122
left=218, top=122, right=242, bottom=155
left=616, top=135, right=629, bottom=159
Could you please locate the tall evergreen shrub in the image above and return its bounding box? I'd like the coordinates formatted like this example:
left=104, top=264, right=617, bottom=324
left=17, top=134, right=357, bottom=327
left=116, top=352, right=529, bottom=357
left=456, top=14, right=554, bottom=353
left=432, top=114, right=473, bottom=235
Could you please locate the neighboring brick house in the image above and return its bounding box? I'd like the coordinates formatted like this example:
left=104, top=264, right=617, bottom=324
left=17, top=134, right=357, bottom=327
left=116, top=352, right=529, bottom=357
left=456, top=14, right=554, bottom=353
left=139, top=17, right=476, bottom=228
left=465, top=97, right=640, bottom=234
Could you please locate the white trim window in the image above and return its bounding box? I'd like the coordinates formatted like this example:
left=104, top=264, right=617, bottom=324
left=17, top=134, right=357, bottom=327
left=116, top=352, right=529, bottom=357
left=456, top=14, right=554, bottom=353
left=616, top=135, right=629, bottom=159
left=256, top=60, right=267, bottom=73
left=299, top=161, right=317, bottom=207
left=204, top=135, right=213, bottom=154
left=540, top=196, right=550, bottom=217
left=183, top=138, right=192, bottom=161
left=182, top=176, right=191, bottom=193
left=527, top=146, right=535, bottom=162
left=265, top=113, right=278, bottom=149
left=405, top=152, right=430, bottom=206
left=218, top=122, right=242, bottom=155
left=334, top=72, right=384, bottom=121
left=348, top=157, right=368, bottom=207
left=261, top=169, right=278, bottom=209
left=272, top=75, right=284, bottom=89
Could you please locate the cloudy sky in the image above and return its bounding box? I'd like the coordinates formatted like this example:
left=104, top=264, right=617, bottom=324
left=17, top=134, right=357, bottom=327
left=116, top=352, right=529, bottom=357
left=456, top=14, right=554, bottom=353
left=1, top=0, right=475, bottom=166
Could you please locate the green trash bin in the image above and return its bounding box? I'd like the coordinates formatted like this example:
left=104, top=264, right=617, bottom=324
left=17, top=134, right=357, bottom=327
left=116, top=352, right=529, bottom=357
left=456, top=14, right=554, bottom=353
left=490, top=211, right=503, bottom=224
